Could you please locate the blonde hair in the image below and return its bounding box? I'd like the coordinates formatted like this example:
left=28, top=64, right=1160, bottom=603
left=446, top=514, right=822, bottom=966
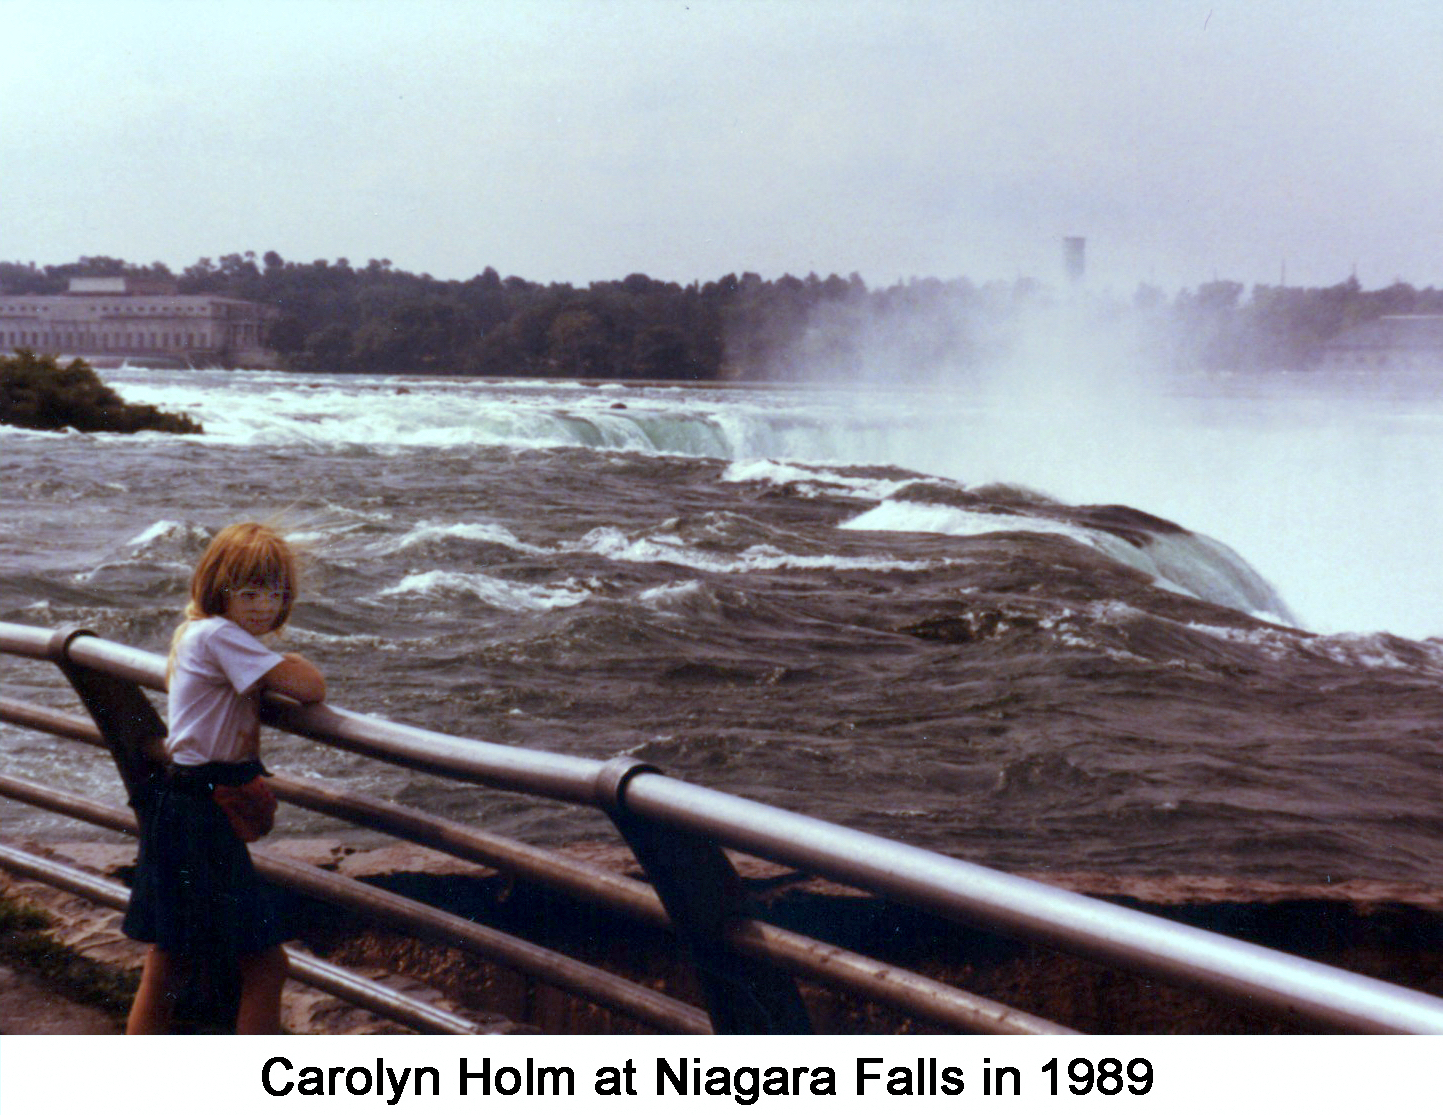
left=168, top=522, right=299, bottom=677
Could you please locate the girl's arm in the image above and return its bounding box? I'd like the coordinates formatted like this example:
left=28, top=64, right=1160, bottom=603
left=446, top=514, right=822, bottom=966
left=261, top=653, right=326, bottom=704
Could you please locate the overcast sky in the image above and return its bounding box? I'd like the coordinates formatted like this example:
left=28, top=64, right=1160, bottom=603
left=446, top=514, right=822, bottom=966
left=5, top=0, right=1441, bottom=294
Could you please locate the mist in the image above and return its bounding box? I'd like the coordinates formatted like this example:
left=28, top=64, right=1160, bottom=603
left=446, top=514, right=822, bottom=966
left=774, top=286, right=1443, bottom=641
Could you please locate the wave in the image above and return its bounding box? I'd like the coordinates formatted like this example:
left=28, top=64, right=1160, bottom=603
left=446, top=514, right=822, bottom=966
left=124, top=519, right=214, bottom=557
left=1184, top=623, right=1443, bottom=675
left=720, top=459, right=912, bottom=501
left=375, top=570, right=592, bottom=611
left=385, top=520, right=545, bottom=555
left=842, top=497, right=1295, bottom=624
left=566, top=525, right=939, bottom=575
left=363, top=496, right=1294, bottom=628
left=637, top=580, right=707, bottom=611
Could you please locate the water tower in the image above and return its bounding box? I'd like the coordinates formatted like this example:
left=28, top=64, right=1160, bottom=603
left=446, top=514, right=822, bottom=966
left=1063, top=236, right=1086, bottom=284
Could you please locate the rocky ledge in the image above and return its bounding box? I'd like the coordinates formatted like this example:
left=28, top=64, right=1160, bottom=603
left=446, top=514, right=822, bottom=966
left=5, top=838, right=1443, bottom=1035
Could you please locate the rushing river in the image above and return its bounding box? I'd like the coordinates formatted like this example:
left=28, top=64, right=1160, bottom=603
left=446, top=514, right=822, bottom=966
left=4, top=362, right=1443, bottom=887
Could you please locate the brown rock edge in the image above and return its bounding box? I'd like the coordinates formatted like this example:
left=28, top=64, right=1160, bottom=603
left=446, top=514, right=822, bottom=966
left=4, top=838, right=1443, bottom=1034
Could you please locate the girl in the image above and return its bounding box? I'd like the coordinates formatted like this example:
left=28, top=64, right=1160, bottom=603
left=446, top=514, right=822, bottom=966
left=123, top=522, right=326, bottom=1034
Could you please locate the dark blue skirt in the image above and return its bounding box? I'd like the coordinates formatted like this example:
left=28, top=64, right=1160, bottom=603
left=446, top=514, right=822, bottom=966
left=122, top=759, right=288, bottom=958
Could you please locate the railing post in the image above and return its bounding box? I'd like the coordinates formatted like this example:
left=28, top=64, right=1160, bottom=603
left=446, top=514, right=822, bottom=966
left=48, top=627, right=166, bottom=798
left=47, top=626, right=239, bottom=1032
left=595, top=757, right=813, bottom=1034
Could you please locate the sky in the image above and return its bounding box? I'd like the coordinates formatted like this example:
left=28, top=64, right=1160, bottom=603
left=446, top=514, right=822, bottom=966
left=5, top=0, right=1442, bottom=295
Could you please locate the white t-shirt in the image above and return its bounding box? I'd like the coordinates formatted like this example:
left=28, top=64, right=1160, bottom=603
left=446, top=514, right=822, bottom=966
left=167, top=616, right=284, bottom=767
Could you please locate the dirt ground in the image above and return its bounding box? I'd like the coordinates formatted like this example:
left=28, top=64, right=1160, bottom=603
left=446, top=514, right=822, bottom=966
left=0, top=960, right=123, bottom=1034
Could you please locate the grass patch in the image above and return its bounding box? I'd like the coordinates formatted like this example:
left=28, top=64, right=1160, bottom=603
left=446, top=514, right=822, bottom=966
left=0, top=892, right=137, bottom=1017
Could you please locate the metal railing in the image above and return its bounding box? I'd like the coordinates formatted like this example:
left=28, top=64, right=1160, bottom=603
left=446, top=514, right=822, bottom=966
left=2, top=618, right=1442, bottom=1034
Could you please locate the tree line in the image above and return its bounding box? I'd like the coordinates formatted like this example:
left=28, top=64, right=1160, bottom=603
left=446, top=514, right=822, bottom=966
left=4, top=254, right=1441, bottom=378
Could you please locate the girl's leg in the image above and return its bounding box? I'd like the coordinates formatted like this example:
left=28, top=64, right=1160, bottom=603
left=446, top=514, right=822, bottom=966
left=235, top=945, right=288, bottom=1033
left=126, top=946, right=175, bottom=1034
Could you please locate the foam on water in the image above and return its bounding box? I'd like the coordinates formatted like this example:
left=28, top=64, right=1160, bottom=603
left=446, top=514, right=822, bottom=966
left=841, top=500, right=1084, bottom=542
left=376, top=570, right=591, bottom=611
left=387, top=520, right=544, bottom=555
left=1181, top=622, right=1443, bottom=675
left=125, top=519, right=197, bottom=549
left=569, top=525, right=938, bottom=576
left=637, top=580, right=706, bottom=610
left=105, top=372, right=784, bottom=456
left=720, top=459, right=910, bottom=501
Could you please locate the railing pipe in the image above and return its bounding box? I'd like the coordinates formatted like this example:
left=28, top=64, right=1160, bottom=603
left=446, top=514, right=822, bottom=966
left=616, top=773, right=1443, bottom=1034
left=0, top=622, right=167, bottom=691
left=278, top=949, right=502, bottom=1036
left=56, top=632, right=166, bottom=691
left=262, top=699, right=604, bottom=807
left=0, top=696, right=99, bottom=744
left=0, top=622, right=54, bottom=661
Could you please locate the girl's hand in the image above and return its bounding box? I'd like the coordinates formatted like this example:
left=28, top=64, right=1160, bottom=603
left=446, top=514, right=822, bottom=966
left=262, top=653, right=326, bottom=704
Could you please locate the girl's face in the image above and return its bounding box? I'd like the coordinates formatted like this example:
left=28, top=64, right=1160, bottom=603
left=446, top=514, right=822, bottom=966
left=223, top=582, right=287, bottom=637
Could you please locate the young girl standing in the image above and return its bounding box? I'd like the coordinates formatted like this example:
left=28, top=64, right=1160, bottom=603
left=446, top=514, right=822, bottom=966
left=123, top=522, right=326, bottom=1034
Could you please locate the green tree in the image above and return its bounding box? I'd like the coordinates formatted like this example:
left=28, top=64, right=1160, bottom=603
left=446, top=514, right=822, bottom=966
left=631, top=325, right=693, bottom=379
left=0, top=351, right=201, bottom=433
left=546, top=308, right=615, bottom=377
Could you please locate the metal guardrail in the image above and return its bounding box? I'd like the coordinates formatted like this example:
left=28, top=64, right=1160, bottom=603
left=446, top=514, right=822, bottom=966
left=2, top=619, right=1443, bottom=1034
left=0, top=697, right=1059, bottom=1036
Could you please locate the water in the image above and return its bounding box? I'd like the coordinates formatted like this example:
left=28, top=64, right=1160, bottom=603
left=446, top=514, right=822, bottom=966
left=5, top=363, right=1443, bottom=887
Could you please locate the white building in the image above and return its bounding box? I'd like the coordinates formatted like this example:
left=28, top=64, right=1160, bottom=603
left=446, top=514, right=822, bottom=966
left=0, top=277, right=276, bottom=368
left=1322, top=315, right=1443, bottom=371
